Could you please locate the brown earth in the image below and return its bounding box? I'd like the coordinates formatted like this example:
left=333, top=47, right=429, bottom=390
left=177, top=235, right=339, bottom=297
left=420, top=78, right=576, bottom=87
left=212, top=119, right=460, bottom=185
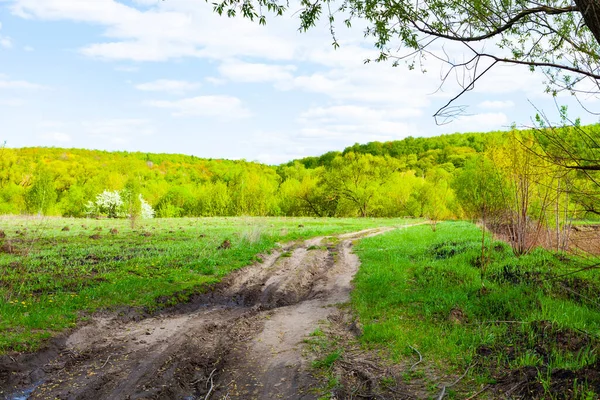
left=0, top=227, right=394, bottom=400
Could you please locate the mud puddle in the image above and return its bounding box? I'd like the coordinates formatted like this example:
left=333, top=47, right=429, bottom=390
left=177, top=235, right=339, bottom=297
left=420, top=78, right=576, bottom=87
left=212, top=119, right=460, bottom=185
left=1, top=227, right=394, bottom=400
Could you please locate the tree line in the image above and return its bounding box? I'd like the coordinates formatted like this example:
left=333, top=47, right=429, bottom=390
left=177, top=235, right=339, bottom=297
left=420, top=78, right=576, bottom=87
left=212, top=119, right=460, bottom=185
left=1, top=125, right=599, bottom=233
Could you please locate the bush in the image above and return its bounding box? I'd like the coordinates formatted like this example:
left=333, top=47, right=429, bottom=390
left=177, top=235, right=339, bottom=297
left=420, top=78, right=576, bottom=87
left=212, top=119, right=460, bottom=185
left=86, top=190, right=154, bottom=219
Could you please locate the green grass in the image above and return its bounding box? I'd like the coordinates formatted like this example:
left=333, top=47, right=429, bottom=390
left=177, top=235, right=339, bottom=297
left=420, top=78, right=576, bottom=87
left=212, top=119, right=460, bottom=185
left=0, top=216, right=412, bottom=354
left=352, top=222, right=600, bottom=396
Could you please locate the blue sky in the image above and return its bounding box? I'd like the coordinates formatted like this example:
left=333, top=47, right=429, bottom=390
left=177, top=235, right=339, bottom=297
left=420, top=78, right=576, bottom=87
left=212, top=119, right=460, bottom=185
left=0, top=0, right=598, bottom=164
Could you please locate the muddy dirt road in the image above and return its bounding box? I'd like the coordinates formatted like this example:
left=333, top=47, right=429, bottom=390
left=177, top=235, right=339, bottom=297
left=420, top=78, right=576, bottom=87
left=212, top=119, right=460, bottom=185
left=2, top=227, right=394, bottom=400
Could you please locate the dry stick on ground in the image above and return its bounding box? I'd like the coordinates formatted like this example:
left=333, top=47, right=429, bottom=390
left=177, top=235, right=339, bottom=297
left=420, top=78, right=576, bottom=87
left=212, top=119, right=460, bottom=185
left=503, top=382, right=522, bottom=397
left=204, top=368, right=217, bottom=400
left=408, top=345, right=423, bottom=371
left=100, top=355, right=111, bottom=369
left=436, top=363, right=475, bottom=400
left=464, top=385, right=491, bottom=400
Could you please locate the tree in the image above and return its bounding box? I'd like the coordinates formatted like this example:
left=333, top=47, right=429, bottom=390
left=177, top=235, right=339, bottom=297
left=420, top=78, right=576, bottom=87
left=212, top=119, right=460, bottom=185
left=420, top=167, right=454, bottom=231
left=209, top=0, right=600, bottom=120
left=122, top=177, right=142, bottom=227
left=323, top=152, right=400, bottom=217
left=24, top=166, right=57, bottom=216
left=454, top=155, right=506, bottom=282
left=489, top=131, right=558, bottom=255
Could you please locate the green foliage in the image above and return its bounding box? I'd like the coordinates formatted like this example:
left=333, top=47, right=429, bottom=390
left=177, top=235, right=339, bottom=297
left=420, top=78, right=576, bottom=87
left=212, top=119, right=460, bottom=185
left=0, top=216, right=406, bottom=353
left=2, top=125, right=600, bottom=227
left=24, top=165, right=57, bottom=215
left=123, top=177, right=142, bottom=223
left=352, top=222, right=600, bottom=396
left=454, top=155, right=506, bottom=220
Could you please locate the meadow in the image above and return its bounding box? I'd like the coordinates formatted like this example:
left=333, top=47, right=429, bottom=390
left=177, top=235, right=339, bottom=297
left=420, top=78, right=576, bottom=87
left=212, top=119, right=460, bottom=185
left=2, top=216, right=600, bottom=399
left=347, top=222, right=600, bottom=399
left=0, top=216, right=408, bottom=353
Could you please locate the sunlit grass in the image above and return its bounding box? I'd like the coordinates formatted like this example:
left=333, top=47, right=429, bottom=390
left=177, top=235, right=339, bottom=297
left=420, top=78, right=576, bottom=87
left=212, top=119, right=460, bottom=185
left=352, top=222, right=600, bottom=394
left=0, top=216, right=414, bottom=353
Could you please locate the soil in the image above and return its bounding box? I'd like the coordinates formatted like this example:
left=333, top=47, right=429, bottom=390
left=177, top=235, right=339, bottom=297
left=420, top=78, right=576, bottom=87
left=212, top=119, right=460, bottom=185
left=0, top=227, right=394, bottom=400
left=476, top=320, right=600, bottom=399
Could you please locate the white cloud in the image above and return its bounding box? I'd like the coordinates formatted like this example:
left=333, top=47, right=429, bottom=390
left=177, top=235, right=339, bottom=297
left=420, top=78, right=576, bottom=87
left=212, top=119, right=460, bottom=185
left=0, top=75, right=45, bottom=89
left=39, top=132, right=71, bottom=142
left=243, top=103, right=424, bottom=164
left=115, top=65, right=139, bottom=72
left=135, top=79, right=201, bottom=94
left=205, top=77, right=226, bottom=86
left=218, top=60, right=296, bottom=83
left=5, top=0, right=576, bottom=163
left=296, top=105, right=422, bottom=141
left=82, top=118, right=155, bottom=144
left=23, top=45, right=34, bottom=52
left=6, top=0, right=539, bottom=119
left=10, top=0, right=295, bottom=62
left=451, top=112, right=511, bottom=132
left=0, top=98, right=24, bottom=106
left=275, top=61, right=439, bottom=109
left=0, top=37, right=12, bottom=49
left=479, top=100, right=515, bottom=110
left=299, top=105, right=422, bottom=123
left=145, top=95, right=251, bottom=118
left=0, top=22, right=12, bottom=49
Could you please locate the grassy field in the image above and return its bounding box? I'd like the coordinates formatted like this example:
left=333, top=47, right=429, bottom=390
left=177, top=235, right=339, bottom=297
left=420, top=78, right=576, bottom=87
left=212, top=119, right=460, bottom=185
left=0, top=216, right=410, bottom=353
left=351, top=222, right=600, bottom=399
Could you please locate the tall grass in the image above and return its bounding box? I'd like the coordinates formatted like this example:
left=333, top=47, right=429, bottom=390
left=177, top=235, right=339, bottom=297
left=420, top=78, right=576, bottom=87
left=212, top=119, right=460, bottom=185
left=352, top=222, right=600, bottom=395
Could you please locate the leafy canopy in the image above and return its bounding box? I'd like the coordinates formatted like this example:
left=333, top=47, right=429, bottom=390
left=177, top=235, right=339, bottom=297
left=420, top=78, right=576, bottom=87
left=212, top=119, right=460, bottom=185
left=209, top=0, right=600, bottom=119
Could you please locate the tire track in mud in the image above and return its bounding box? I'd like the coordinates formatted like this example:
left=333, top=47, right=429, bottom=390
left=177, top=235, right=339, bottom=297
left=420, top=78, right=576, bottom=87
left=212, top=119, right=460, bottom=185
left=1, top=227, right=394, bottom=400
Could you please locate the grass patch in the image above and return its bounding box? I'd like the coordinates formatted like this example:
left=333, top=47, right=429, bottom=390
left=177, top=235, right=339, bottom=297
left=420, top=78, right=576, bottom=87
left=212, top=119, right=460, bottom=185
left=304, top=328, right=344, bottom=396
left=352, top=221, right=600, bottom=399
left=0, top=216, right=412, bottom=354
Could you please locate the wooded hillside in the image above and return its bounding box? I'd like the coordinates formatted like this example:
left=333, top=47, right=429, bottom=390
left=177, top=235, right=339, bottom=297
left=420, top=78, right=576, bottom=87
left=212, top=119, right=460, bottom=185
left=1, top=126, right=598, bottom=227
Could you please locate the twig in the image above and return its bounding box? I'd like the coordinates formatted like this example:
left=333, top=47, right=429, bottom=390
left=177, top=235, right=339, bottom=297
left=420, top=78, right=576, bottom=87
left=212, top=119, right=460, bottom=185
left=504, top=382, right=522, bottom=397
left=437, top=386, right=446, bottom=400
left=465, top=385, right=490, bottom=400
left=436, top=363, right=474, bottom=399
left=448, top=363, right=474, bottom=387
left=101, top=355, right=111, bottom=369
left=205, top=368, right=217, bottom=400
left=408, top=345, right=423, bottom=371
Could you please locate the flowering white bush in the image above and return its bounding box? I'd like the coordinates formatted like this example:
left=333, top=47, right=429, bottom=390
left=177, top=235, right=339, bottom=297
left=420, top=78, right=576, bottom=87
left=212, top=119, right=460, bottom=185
left=140, top=195, right=155, bottom=219
left=86, top=190, right=154, bottom=219
left=86, top=190, right=123, bottom=218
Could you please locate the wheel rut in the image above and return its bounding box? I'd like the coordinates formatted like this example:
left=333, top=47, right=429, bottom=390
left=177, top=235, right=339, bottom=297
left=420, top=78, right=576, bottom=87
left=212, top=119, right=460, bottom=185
left=1, top=227, right=394, bottom=400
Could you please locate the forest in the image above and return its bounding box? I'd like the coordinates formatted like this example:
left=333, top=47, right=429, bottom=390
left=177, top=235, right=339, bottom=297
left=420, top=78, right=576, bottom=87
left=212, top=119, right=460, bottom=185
left=2, top=123, right=599, bottom=234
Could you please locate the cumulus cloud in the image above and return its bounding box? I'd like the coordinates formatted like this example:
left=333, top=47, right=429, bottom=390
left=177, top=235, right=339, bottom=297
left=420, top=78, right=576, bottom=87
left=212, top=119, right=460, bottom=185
left=5, top=0, right=574, bottom=163
left=451, top=112, right=511, bottom=132
left=0, top=22, right=12, bottom=49
left=135, top=79, right=201, bottom=94
left=0, top=74, right=45, bottom=89
left=10, top=0, right=295, bottom=61
left=144, top=95, right=252, bottom=118
left=115, top=65, right=139, bottom=72
left=218, top=60, right=296, bottom=83
left=83, top=118, right=155, bottom=144
left=39, top=132, right=71, bottom=142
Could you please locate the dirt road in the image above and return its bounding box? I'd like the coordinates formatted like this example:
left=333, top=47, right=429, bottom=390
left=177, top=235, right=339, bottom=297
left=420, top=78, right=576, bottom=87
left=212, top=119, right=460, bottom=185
left=2, top=227, right=394, bottom=400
